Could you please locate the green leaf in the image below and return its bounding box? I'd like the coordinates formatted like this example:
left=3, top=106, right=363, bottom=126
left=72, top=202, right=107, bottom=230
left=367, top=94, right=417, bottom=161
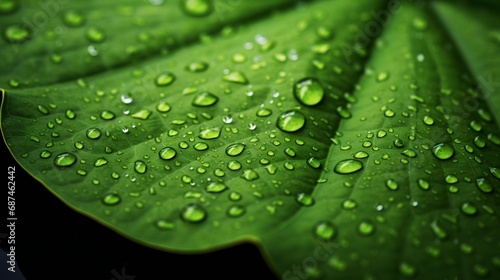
left=1, top=0, right=500, bottom=279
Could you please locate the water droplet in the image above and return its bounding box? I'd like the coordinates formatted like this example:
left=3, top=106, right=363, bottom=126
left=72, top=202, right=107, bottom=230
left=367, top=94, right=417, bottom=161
left=86, top=128, right=101, bottom=140
left=490, top=167, right=500, bottom=180
left=418, top=179, right=430, bottom=190
left=488, top=133, right=500, bottom=146
left=206, top=182, right=227, bottom=193
left=384, top=109, right=395, bottom=117
left=4, top=24, right=31, bottom=43
left=181, top=203, right=207, bottom=223
left=296, top=193, right=314, bottom=206
left=40, top=150, right=52, bottom=159
left=102, top=193, right=121, bottom=206
left=0, top=0, right=19, bottom=14
left=430, top=220, right=447, bottom=239
left=474, top=136, right=486, bottom=148
left=159, top=147, right=176, bottom=160
left=54, top=153, right=77, bottom=167
left=423, top=115, right=434, bottom=125
left=386, top=179, right=399, bottom=190
left=256, top=108, right=272, bottom=117
left=377, top=72, right=389, bottom=82
left=475, top=178, right=492, bottom=193
left=156, top=102, right=171, bottom=112
left=227, top=160, right=242, bottom=171
left=241, top=169, right=259, bottom=181
left=445, top=175, right=458, bottom=184
left=181, top=0, right=213, bottom=17
left=473, top=264, right=489, bottom=278
left=154, top=219, right=175, bottom=230
left=353, top=151, right=369, bottom=159
left=85, top=27, right=106, bottom=43
left=131, top=109, right=152, bottom=120
left=294, top=78, right=324, bottom=106
left=336, top=106, right=351, bottom=119
left=223, top=70, right=249, bottom=84
left=358, top=220, right=376, bottom=236
left=431, top=143, right=454, bottom=160
left=228, top=191, right=241, bottom=201
left=469, top=121, right=482, bottom=132
left=277, top=110, right=306, bottom=132
left=94, top=158, right=108, bottom=167
left=186, top=61, right=209, bottom=72
left=401, top=149, right=417, bottom=158
left=194, top=142, right=208, bottom=151
left=226, top=143, right=245, bottom=156
left=62, top=10, right=86, bottom=27
left=227, top=205, right=245, bottom=218
left=399, top=262, right=417, bottom=278
left=192, top=92, right=218, bottom=107
left=342, top=199, right=357, bottom=210
left=155, top=72, right=175, bottom=87
left=394, top=138, right=405, bottom=148
left=313, top=221, right=336, bottom=240
left=100, top=110, right=115, bottom=120
left=307, top=157, right=321, bottom=169
left=134, top=160, right=147, bottom=174
left=334, top=159, right=363, bottom=174
left=284, top=147, right=296, bottom=157
left=460, top=202, right=477, bottom=215
left=199, top=127, right=221, bottom=140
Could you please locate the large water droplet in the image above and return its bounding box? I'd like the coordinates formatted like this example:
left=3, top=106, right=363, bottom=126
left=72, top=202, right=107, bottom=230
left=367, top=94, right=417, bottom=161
left=294, top=78, right=324, bottom=106
left=155, top=72, right=175, bottom=86
left=181, top=0, right=213, bottom=17
left=0, top=0, right=19, bottom=15
left=431, top=143, right=454, bottom=160
left=460, top=202, right=478, bottom=216
left=54, top=153, right=77, bottom=167
left=226, top=143, right=245, bottom=156
left=192, top=92, right=219, bottom=107
left=490, top=167, right=500, bottom=180
left=181, top=203, right=207, bottom=223
left=159, top=147, right=176, bottom=160
left=334, top=159, right=363, bottom=174
left=194, top=142, right=209, bottom=151
left=241, top=169, right=259, bottom=181
left=227, top=160, right=242, bottom=171
left=277, top=110, right=306, bottom=132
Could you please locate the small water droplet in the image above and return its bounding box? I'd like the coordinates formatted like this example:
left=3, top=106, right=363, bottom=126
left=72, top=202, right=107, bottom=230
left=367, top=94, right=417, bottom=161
left=54, top=152, right=77, bottom=167
left=423, top=115, right=434, bottom=125
left=85, top=27, right=106, bottom=43
left=199, top=127, right=221, bottom=140
left=431, top=143, right=454, bottom=160
left=100, top=110, right=115, bottom=120
left=154, top=219, right=175, bottom=230
left=181, top=203, right=207, bottom=223
left=358, top=220, right=376, bottom=236
left=296, top=193, right=314, bottom=206
left=384, top=109, right=395, bottom=117
left=206, top=182, right=227, bottom=193
left=399, top=262, right=417, bottom=278
left=192, top=92, right=219, bottom=107
left=194, top=142, right=208, bottom=151
left=313, top=221, right=336, bottom=240
left=342, top=199, right=357, bottom=210
left=401, top=149, right=417, bottom=158
left=490, top=167, right=500, bottom=180
left=475, top=178, right=492, bottom=193
left=131, top=109, right=152, bottom=120
left=62, top=9, right=86, bottom=27
left=159, top=147, right=177, bottom=160
left=94, top=158, right=108, bottom=167
left=474, top=136, right=486, bottom=148
left=155, top=72, right=175, bottom=87
left=0, top=0, right=19, bottom=15
left=223, top=70, right=249, bottom=84
left=334, top=159, right=363, bottom=174
left=156, top=102, right=171, bottom=112
left=307, top=157, right=321, bottom=169
left=186, top=61, right=209, bottom=72
left=460, top=202, right=477, bottom=216
left=4, top=23, right=31, bottom=43
left=40, top=150, right=52, bottom=159
left=277, top=110, right=306, bottom=132
left=226, top=143, right=245, bottom=156
left=102, top=193, right=121, bottom=206
left=181, top=0, right=213, bottom=17
left=86, top=128, right=101, bottom=140
left=227, top=205, right=245, bottom=218
left=227, top=160, right=242, bottom=171
left=241, top=169, right=259, bottom=181
left=418, top=179, right=430, bottom=190
left=134, top=160, right=147, bottom=174
left=386, top=179, right=399, bottom=190
left=294, top=78, right=324, bottom=106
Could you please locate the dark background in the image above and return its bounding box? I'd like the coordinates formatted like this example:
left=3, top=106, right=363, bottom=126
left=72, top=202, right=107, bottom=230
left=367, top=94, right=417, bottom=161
left=1, top=101, right=276, bottom=280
